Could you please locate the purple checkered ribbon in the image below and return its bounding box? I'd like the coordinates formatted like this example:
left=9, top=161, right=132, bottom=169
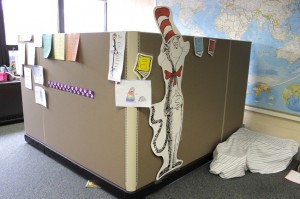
left=48, top=81, right=94, bottom=99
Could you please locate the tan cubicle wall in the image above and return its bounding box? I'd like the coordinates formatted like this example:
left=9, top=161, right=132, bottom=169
left=20, top=32, right=251, bottom=194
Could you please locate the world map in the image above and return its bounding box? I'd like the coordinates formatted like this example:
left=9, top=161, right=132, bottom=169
left=157, top=0, right=300, bottom=118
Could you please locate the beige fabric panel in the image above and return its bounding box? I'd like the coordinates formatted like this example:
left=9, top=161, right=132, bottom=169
left=20, top=74, right=44, bottom=143
left=222, top=40, right=251, bottom=140
left=136, top=33, right=250, bottom=188
left=26, top=33, right=126, bottom=189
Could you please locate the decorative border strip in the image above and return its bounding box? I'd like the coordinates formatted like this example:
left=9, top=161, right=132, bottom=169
left=48, top=80, right=94, bottom=99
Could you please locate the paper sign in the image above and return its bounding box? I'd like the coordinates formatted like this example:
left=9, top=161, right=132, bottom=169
left=108, top=32, right=126, bottom=82
left=32, top=65, right=44, bottom=85
left=285, top=170, right=300, bottom=184
left=66, top=33, right=80, bottom=61
left=24, top=67, right=32, bottom=90
left=34, top=86, right=47, bottom=107
left=115, top=80, right=151, bottom=107
left=42, top=34, right=52, bottom=58
left=194, top=37, right=204, bottom=57
left=133, top=53, right=153, bottom=80
left=208, top=39, right=216, bottom=56
left=53, top=33, right=65, bottom=60
left=27, top=43, right=35, bottom=65
left=33, top=34, right=43, bottom=47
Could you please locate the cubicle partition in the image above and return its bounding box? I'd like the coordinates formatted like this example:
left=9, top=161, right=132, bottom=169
left=20, top=32, right=251, bottom=198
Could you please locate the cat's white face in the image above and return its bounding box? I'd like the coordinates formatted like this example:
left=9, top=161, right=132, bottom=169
left=169, top=36, right=182, bottom=60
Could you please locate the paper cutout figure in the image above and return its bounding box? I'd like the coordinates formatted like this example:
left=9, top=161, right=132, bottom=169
left=42, top=34, right=52, bottom=58
left=149, top=6, right=190, bottom=180
left=66, top=33, right=80, bottom=61
left=108, top=32, right=126, bottom=82
left=208, top=39, right=216, bottom=56
left=115, top=80, right=151, bottom=107
left=133, top=53, right=153, bottom=80
left=194, top=37, right=204, bottom=57
left=53, top=33, right=65, bottom=60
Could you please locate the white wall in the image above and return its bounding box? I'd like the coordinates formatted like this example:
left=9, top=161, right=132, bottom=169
left=107, top=0, right=157, bottom=32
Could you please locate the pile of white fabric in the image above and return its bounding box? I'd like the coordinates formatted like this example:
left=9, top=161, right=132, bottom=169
left=210, top=128, right=299, bottom=179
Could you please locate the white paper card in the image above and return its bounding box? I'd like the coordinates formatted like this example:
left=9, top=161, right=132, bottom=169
left=32, top=65, right=44, bottom=85
left=34, top=34, right=43, bottom=47
left=108, top=32, right=126, bottom=82
left=27, top=43, right=35, bottom=65
left=18, top=43, right=26, bottom=64
left=115, top=80, right=151, bottom=107
left=24, top=67, right=32, bottom=90
left=34, top=86, right=47, bottom=107
left=285, top=170, right=300, bottom=185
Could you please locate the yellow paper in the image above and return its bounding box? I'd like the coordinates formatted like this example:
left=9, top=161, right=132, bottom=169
left=53, top=33, right=65, bottom=60
left=133, top=53, right=153, bottom=80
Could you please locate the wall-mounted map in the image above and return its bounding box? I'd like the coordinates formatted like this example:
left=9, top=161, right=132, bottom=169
left=157, top=0, right=300, bottom=120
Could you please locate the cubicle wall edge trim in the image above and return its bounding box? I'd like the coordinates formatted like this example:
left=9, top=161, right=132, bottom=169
left=24, top=134, right=212, bottom=199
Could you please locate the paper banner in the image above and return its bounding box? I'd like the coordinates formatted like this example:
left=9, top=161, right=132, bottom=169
left=66, top=33, right=80, bottom=61
left=24, top=67, right=32, bottom=90
left=34, top=86, right=47, bottom=107
left=27, top=43, right=35, bottom=66
left=115, top=80, right=151, bottom=107
left=48, top=81, right=94, bottom=99
left=208, top=39, right=216, bottom=56
left=53, top=33, right=65, bottom=60
left=194, top=37, right=204, bottom=57
left=108, top=32, right=126, bottom=82
left=42, top=34, right=52, bottom=58
left=133, top=53, right=153, bottom=80
left=32, top=65, right=44, bottom=85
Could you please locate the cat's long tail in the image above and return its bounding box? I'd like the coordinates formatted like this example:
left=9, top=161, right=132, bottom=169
left=150, top=106, right=167, bottom=153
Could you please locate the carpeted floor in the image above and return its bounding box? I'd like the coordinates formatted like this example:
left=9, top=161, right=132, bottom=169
left=1, top=123, right=300, bottom=199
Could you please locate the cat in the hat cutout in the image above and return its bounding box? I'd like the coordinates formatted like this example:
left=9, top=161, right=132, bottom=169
left=149, top=6, right=190, bottom=180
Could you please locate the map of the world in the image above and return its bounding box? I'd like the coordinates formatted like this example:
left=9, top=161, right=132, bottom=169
left=157, top=0, right=300, bottom=118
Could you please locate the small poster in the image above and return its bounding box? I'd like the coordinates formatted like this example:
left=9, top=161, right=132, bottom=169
left=108, top=32, right=126, bottom=82
left=208, top=39, right=216, bottom=56
left=66, top=33, right=80, bottom=61
left=34, top=86, right=47, bottom=107
left=32, top=65, right=44, bottom=85
left=24, top=67, right=32, bottom=90
left=42, top=34, right=52, bottom=58
left=115, top=80, right=151, bottom=107
left=194, top=37, right=204, bottom=57
left=133, top=53, right=153, bottom=80
left=53, top=33, right=65, bottom=60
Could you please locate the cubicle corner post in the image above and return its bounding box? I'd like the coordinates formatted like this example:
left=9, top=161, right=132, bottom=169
left=221, top=40, right=252, bottom=141
left=124, top=31, right=139, bottom=192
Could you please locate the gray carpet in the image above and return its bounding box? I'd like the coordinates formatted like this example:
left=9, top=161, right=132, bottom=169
left=1, top=123, right=300, bottom=199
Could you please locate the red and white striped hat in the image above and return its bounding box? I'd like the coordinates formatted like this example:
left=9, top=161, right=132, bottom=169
left=154, top=7, right=177, bottom=43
